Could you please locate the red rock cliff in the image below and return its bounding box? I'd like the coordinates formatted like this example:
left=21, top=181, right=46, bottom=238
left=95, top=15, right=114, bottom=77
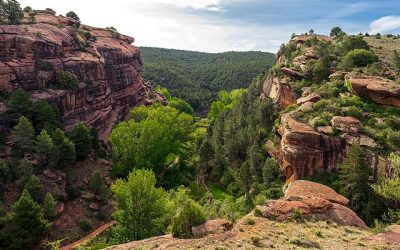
left=0, top=12, right=164, bottom=139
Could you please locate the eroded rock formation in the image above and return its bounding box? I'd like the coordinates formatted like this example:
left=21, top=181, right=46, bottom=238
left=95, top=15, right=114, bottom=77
left=256, top=180, right=368, bottom=229
left=349, top=76, right=400, bottom=107
left=0, top=12, right=164, bottom=139
left=268, top=112, right=347, bottom=178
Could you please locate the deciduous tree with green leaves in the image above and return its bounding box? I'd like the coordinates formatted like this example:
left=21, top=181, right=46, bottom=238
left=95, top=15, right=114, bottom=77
left=110, top=169, right=171, bottom=242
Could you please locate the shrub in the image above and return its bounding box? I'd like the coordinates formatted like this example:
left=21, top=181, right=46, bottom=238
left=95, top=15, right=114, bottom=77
left=66, top=11, right=80, bottom=27
left=171, top=198, right=206, bottom=238
left=1, top=0, right=24, bottom=24
left=290, top=209, right=303, bottom=222
left=66, top=186, right=81, bottom=200
left=339, top=54, right=354, bottom=71
left=387, top=131, right=400, bottom=150
left=55, top=70, right=79, bottom=90
left=345, top=49, right=377, bottom=67
left=37, top=60, right=53, bottom=71
left=245, top=218, right=256, bottom=225
left=79, top=218, right=92, bottom=232
left=342, top=36, right=370, bottom=53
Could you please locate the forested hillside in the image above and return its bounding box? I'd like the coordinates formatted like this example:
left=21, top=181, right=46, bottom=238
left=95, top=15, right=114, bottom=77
left=140, top=47, right=275, bottom=114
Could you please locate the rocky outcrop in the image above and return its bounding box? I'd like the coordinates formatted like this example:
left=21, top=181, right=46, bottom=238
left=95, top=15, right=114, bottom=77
left=263, top=75, right=296, bottom=109
left=256, top=180, right=368, bottom=229
left=331, top=116, right=362, bottom=134
left=0, top=12, right=164, bottom=139
left=192, top=219, right=233, bottom=238
left=349, top=76, right=400, bottom=107
left=269, top=112, right=347, bottom=178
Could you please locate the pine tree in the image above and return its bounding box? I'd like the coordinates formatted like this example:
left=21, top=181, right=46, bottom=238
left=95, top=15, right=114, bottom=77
left=24, top=175, right=45, bottom=204
left=17, top=158, right=32, bottom=183
left=52, top=128, right=76, bottom=168
left=68, top=123, right=92, bottom=161
left=36, top=129, right=54, bottom=165
left=0, top=189, right=50, bottom=249
left=43, top=192, right=57, bottom=219
left=11, top=116, right=35, bottom=157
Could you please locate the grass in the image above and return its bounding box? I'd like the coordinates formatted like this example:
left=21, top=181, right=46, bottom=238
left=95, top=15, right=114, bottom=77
left=209, top=186, right=232, bottom=201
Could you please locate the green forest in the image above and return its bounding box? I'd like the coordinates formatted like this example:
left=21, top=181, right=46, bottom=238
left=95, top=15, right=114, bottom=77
left=140, top=47, right=276, bottom=114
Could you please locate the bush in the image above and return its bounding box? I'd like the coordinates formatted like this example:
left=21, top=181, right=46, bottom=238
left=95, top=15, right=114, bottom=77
left=55, top=70, right=79, bottom=90
left=43, top=193, right=57, bottom=219
left=345, top=49, right=377, bottom=67
left=66, top=186, right=81, bottom=200
left=341, top=36, right=370, bottom=53
left=79, top=218, right=92, bottom=232
left=9, top=89, right=33, bottom=119
left=37, top=60, right=53, bottom=71
left=0, top=0, right=24, bottom=24
left=171, top=198, right=206, bottom=238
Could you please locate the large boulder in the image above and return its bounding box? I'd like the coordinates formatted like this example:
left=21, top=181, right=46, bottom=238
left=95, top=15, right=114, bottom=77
left=285, top=180, right=349, bottom=206
left=349, top=76, right=400, bottom=107
left=0, top=12, right=164, bottom=139
left=256, top=180, right=368, bottom=229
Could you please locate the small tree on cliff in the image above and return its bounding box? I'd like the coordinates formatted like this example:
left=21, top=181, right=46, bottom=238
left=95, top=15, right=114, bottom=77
left=24, top=175, right=45, bottom=204
left=0, top=0, right=23, bottom=24
left=66, top=11, right=80, bottom=27
left=11, top=116, right=35, bottom=157
left=68, top=123, right=92, bottom=161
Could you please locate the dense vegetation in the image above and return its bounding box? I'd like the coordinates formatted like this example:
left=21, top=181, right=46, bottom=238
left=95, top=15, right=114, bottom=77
left=140, top=47, right=275, bottom=114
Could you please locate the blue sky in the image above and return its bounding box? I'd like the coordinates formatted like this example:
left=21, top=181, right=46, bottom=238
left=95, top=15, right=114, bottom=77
left=19, top=0, right=400, bottom=52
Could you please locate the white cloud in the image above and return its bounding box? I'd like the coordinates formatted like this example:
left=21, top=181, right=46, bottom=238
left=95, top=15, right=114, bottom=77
left=17, top=0, right=290, bottom=52
left=370, top=16, right=400, bottom=34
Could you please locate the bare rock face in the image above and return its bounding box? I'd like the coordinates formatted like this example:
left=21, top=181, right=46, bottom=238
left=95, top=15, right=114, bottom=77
left=257, top=180, right=368, bottom=229
left=331, top=116, right=362, bottom=134
left=349, top=76, right=400, bottom=107
left=263, top=75, right=296, bottom=109
left=281, top=67, right=304, bottom=78
left=269, top=112, right=347, bottom=178
left=192, top=219, right=233, bottom=238
left=0, top=12, right=164, bottom=139
left=285, top=180, right=349, bottom=206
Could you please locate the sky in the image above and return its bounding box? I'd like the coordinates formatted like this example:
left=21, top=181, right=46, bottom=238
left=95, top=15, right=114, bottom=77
left=18, top=0, right=400, bottom=53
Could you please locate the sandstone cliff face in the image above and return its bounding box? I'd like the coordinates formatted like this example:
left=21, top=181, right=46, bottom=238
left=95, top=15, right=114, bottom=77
left=268, top=112, right=347, bottom=178
left=263, top=35, right=391, bottom=179
left=0, top=12, right=163, bottom=139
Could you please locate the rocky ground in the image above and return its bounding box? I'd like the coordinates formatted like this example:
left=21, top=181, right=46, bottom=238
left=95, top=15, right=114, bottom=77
left=105, top=181, right=400, bottom=250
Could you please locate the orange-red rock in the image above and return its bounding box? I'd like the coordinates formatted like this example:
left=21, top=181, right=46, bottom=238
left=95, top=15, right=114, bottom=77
left=257, top=180, right=368, bottom=229
left=192, top=219, right=233, bottom=238
left=0, top=12, right=164, bottom=139
left=269, top=112, right=347, bottom=178
left=263, top=75, right=296, bottom=109
left=349, top=76, right=400, bottom=107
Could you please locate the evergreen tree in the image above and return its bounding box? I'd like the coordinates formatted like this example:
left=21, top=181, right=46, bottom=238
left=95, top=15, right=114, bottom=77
left=1, top=0, right=23, bottom=24
left=24, top=175, right=45, bottom=204
left=33, top=100, right=61, bottom=133
left=0, top=159, right=10, bottom=187
left=43, top=192, right=57, bottom=219
left=330, top=26, right=344, bottom=37
left=9, top=89, right=33, bottom=119
left=0, top=189, right=50, bottom=249
left=17, top=158, right=32, bottom=183
left=68, top=123, right=92, bottom=161
left=36, top=129, right=54, bottom=165
left=338, top=144, right=381, bottom=224
left=11, top=116, right=35, bottom=157
left=52, top=129, right=76, bottom=168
